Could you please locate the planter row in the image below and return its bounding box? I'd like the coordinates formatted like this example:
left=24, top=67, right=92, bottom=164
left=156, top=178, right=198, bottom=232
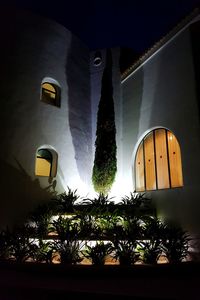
left=0, top=215, right=189, bottom=266
left=0, top=191, right=189, bottom=266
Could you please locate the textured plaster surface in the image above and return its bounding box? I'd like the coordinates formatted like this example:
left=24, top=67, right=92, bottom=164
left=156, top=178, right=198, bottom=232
left=0, top=9, right=91, bottom=226
left=122, top=24, right=200, bottom=240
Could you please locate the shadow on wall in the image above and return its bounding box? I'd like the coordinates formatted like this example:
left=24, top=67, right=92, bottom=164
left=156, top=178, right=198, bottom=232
left=0, top=158, right=56, bottom=229
left=66, top=36, right=92, bottom=186
left=122, top=67, right=144, bottom=185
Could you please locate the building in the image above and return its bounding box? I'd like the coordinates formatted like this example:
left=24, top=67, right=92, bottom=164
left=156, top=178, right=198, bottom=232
left=1, top=7, right=200, bottom=256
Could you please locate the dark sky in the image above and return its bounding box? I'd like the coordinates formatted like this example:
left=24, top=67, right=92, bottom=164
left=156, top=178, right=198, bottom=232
left=3, top=0, right=200, bottom=52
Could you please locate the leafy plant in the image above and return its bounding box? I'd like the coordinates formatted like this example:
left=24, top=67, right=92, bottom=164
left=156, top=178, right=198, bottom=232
left=139, top=239, right=161, bottom=264
left=0, top=229, right=12, bottom=260
left=141, top=216, right=164, bottom=240
left=97, top=215, right=122, bottom=239
left=137, top=216, right=163, bottom=264
left=52, top=216, right=79, bottom=242
left=52, top=216, right=83, bottom=264
left=112, top=240, right=140, bottom=265
left=83, top=241, right=113, bottom=265
left=120, top=216, right=143, bottom=241
left=9, top=225, right=36, bottom=262
left=120, top=193, right=150, bottom=207
left=33, top=239, right=53, bottom=263
left=78, top=214, right=102, bottom=239
left=161, top=221, right=189, bottom=263
left=92, top=48, right=117, bottom=194
left=83, top=193, right=115, bottom=214
left=55, top=187, right=80, bottom=213
left=29, top=202, right=54, bottom=238
left=54, top=240, right=83, bottom=264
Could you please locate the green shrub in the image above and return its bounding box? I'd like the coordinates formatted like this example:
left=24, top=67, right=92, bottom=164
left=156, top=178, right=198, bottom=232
left=161, top=220, right=189, bottom=263
left=52, top=216, right=79, bottom=242
left=83, top=193, right=114, bottom=215
left=9, top=225, right=36, bottom=262
left=112, top=240, right=140, bottom=265
left=92, top=49, right=117, bottom=194
left=83, top=241, right=113, bottom=265
left=54, top=240, right=83, bottom=265
left=55, top=187, right=80, bottom=213
left=33, top=239, right=53, bottom=264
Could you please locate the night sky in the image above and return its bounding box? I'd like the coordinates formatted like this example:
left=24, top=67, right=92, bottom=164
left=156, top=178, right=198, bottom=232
left=3, top=0, right=200, bottom=52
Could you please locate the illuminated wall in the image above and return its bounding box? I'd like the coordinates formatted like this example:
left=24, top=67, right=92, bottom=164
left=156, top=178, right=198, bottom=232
left=0, top=9, right=92, bottom=226
left=121, top=17, right=200, bottom=250
left=1, top=6, right=200, bottom=257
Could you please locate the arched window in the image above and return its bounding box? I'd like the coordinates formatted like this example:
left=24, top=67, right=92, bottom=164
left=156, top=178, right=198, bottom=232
left=35, top=148, right=57, bottom=177
left=41, top=80, right=60, bottom=107
left=135, top=128, right=183, bottom=192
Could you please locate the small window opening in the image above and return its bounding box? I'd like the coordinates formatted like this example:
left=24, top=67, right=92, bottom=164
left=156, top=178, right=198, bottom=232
left=41, top=81, right=60, bottom=107
left=35, top=148, right=57, bottom=177
left=135, top=128, right=183, bottom=192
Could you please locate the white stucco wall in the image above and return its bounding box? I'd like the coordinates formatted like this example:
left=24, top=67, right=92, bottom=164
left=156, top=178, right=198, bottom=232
left=0, top=9, right=91, bottom=226
left=121, top=22, right=200, bottom=244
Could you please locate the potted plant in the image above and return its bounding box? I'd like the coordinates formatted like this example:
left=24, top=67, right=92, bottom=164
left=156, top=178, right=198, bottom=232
left=83, top=193, right=115, bottom=215
left=52, top=216, right=79, bottom=242
left=137, top=216, right=164, bottom=264
left=55, top=187, right=81, bottom=213
left=54, top=240, right=83, bottom=265
left=0, top=229, right=12, bottom=261
left=97, top=214, right=122, bottom=239
left=52, top=216, right=83, bottom=264
left=112, top=240, right=140, bottom=265
left=9, top=225, right=36, bottom=263
left=161, top=221, right=189, bottom=263
left=33, top=239, right=54, bottom=264
left=83, top=241, right=113, bottom=265
left=78, top=214, right=102, bottom=240
left=120, top=192, right=148, bottom=207
left=138, top=239, right=161, bottom=264
left=28, top=201, right=54, bottom=238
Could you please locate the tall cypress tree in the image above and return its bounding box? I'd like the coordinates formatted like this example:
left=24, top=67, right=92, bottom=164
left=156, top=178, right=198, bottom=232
left=92, top=49, right=117, bottom=194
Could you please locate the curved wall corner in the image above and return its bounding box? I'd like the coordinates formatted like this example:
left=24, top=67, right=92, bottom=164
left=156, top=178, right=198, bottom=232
left=0, top=9, right=92, bottom=227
